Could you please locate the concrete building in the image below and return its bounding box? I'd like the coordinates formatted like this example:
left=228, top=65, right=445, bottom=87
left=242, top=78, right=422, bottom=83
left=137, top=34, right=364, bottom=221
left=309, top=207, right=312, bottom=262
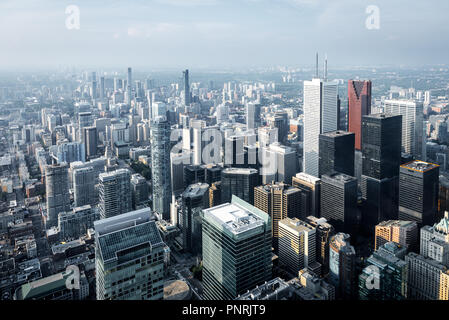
left=374, top=220, right=418, bottom=251
left=45, top=163, right=70, bottom=228
left=98, top=169, right=132, bottom=219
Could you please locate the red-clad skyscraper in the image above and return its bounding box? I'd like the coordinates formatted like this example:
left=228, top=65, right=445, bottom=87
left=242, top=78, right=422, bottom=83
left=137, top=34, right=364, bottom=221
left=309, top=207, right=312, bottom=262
left=348, top=80, right=372, bottom=150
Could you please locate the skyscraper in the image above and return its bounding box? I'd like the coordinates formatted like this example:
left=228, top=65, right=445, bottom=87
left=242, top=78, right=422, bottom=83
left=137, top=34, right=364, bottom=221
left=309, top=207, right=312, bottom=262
left=73, top=166, right=96, bottom=207
left=221, top=167, right=259, bottom=205
left=183, top=69, right=190, bottom=106
left=398, top=161, right=439, bottom=226
left=260, top=143, right=297, bottom=185
left=358, top=242, right=407, bottom=300
left=246, top=102, right=261, bottom=130
left=361, top=114, right=402, bottom=227
left=254, top=182, right=302, bottom=252
left=127, top=67, right=132, bottom=105
left=384, top=99, right=425, bottom=160
left=45, top=163, right=70, bottom=228
left=318, top=130, right=355, bottom=177
left=98, top=169, right=132, bottom=220
left=305, top=216, right=335, bottom=276
left=320, top=172, right=358, bottom=233
left=181, top=183, right=209, bottom=255
left=303, top=78, right=338, bottom=177
left=83, top=126, right=97, bottom=159
left=374, top=220, right=418, bottom=251
left=278, top=217, right=316, bottom=275
left=292, top=172, right=321, bottom=218
left=95, top=208, right=165, bottom=300
left=150, top=116, right=172, bottom=220
left=348, top=80, right=372, bottom=151
left=329, top=233, right=357, bottom=300
left=130, top=173, right=149, bottom=209
left=202, top=196, right=272, bottom=300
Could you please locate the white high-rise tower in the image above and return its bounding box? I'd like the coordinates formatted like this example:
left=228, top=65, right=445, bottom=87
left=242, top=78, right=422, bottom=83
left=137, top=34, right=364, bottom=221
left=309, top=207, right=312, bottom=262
left=303, top=76, right=338, bottom=177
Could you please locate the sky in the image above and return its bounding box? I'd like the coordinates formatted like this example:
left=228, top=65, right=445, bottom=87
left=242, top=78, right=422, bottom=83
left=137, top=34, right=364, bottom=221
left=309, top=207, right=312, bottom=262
left=0, top=0, right=448, bottom=70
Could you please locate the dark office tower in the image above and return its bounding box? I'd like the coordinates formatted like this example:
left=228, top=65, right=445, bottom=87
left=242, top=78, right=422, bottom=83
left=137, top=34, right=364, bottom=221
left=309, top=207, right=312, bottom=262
left=268, top=112, right=289, bottom=144
left=224, top=135, right=245, bottom=168
left=292, top=173, right=321, bottom=218
left=337, top=95, right=342, bottom=130
left=319, top=130, right=355, bottom=177
left=246, top=102, right=261, bottom=130
left=91, top=72, right=97, bottom=100
left=183, top=165, right=205, bottom=188
left=98, top=169, right=132, bottom=220
left=83, top=126, right=97, bottom=159
left=305, top=216, right=335, bottom=276
left=202, top=196, right=272, bottom=300
left=131, top=173, right=149, bottom=209
left=209, top=181, right=222, bottom=207
left=221, top=168, right=259, bottom=205
left=329, top=233, right=357, bottom=300
left=205, top=164, right=222, bottom=185
left=348, top=80, right=372, bottom=150
left=183, top=69, right=191, bottom=106
left=73, top=166, right=96, bottom=208
left=398, top=161, right=440, bottom=226
left=100, top=76, right=105, bottom=100
left=181, top=183, right=209, bottom=256
left=254, top=183, right=303, bottom=252
left=361, top=114, right=402, bottom=227
left=150, top=116, right=172, bottom=220
left=45, top=163, right=70, bottom=228
left=321, top=172, right=358, bottom=233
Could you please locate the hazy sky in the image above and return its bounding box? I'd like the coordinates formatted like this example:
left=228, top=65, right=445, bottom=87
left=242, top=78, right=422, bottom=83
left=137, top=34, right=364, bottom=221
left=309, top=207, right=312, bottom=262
left=1, top=0, right=448, bottom=70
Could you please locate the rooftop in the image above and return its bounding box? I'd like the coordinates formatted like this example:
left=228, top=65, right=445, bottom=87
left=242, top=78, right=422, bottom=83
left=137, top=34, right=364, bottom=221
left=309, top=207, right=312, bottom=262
left=401, top=160, right=439, bottom=173
left=203, top=196, right=268, bottom=236
left=279, top=218, right=315, bottom=235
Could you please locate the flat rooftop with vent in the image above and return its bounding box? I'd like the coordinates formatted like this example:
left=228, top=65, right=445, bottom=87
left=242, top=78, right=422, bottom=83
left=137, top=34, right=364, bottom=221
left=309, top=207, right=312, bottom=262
left=203, top=199, right=265, bottom=236
left=400, top=160, right=439, bottom=173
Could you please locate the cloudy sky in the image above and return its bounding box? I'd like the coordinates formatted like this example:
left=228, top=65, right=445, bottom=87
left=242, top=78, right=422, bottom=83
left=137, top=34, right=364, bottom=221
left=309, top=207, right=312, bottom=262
left=0, top=0, right=448, bottom=70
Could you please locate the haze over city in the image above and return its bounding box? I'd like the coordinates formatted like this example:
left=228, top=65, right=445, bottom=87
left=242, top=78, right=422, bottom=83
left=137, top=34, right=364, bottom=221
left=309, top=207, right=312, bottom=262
left=1, top=0, right=449, bottom=70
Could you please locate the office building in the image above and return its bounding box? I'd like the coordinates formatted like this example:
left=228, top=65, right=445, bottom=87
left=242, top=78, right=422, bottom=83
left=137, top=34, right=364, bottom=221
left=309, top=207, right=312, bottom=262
left=254, top=183, right=302, bottom=252
left=318, top=131, right=355, bottom=177
left=406, top=252, right=447, bottom=300
left=131, top=173, right=149, bottom=209
left=246, top=102, right=261, bottom=130
left=45, top=163, right=70, bottom=228
left=292, top=173, right=321, bottom=218
left=209, top=181, right=222, bottom=208
left=184, top=165, right=206, bottom=188
left=361, top=114, right=402, bottom=227
left=374, top=220, right=418, bottom=251
left=305, top=216, right=335, bottom=276
left=303, top=78, right=338, bottom=177
left=260, top=143, right=297, bottom=184
left=399, top=161, right=439, bottom=226
left=150, top=116, right=172, bottom=220
left=98, top=169, right=132, bottom=220
left=359, top=242, right=408, bottom=300
left=181, top=183, right=209, bottom=255
left=348, top=80, right=372, bottom=150
left=202, top=196, right=272, bottom=300
left=58, top=205, right=99, bottom=241
left=329, top=233, right=357, bottom=300
left=321, top=172, right=358, bottom=233
left=384, top=99, right=425, bottom=160
left=83, top=126, right=97, bottom=159
left=420, top=212, right=449, bottom=267
left=73, top=166, right=96, bottom=207
left=183, top=69, right=190, bottom=106
left=221, top=167, right=259, bottom=205
left=95, top=208, right=165, bottom=300
left=278, top=218, right=316, bottom=275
